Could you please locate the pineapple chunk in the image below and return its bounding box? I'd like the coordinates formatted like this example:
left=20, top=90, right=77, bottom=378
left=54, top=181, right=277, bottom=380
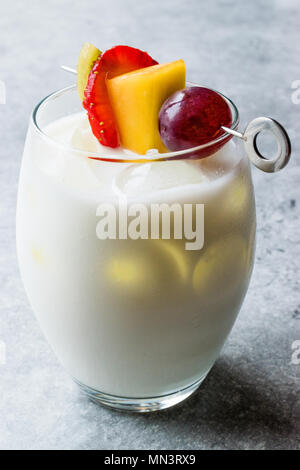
left=106, top=60, right=186, bottom=154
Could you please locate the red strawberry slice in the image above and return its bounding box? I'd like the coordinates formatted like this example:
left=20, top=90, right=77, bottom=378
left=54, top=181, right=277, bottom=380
left=83, top=45, right=158, bottom=148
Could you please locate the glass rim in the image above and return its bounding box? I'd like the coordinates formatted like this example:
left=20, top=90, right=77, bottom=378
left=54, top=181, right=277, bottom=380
left=31, top=83, right=240, bottom=163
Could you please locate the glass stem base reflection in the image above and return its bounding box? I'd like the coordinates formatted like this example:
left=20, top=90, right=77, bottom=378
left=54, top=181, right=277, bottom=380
left=74, top=375, right=208, bottom=412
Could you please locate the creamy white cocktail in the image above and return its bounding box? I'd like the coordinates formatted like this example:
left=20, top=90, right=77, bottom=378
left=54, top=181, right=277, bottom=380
left=17, top=97, right=256, bottom=409
left=16, top=38, right=291, bottom=411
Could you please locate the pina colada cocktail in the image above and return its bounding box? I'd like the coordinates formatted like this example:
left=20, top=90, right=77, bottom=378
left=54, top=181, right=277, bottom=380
left=17, top=43, right=289, bottom=411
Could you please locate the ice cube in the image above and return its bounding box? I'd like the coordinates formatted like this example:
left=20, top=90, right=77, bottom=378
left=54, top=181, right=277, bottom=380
left=71, top=115, right=100, bottom=153
left=114, top=160, right=208, bottom=197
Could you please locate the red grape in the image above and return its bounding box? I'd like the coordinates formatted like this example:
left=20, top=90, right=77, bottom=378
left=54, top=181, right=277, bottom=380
left=159, top=87, right=232, bottom=154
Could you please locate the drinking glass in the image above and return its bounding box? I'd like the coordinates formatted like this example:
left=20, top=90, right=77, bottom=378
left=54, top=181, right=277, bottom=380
left=16, top=84, right=290, bottom=411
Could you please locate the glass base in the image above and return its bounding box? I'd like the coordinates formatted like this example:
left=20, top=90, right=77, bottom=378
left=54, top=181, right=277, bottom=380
left=74, top=375, right=207, bottom=412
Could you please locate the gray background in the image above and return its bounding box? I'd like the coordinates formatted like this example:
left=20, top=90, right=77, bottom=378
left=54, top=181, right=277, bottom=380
left=0, top=0, right=299, bottom=450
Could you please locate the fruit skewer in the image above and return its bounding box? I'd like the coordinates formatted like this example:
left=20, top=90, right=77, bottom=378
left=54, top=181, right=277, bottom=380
left=60, top=60, right=290, bottom=172
left=60, top=64, right=242, bottom=141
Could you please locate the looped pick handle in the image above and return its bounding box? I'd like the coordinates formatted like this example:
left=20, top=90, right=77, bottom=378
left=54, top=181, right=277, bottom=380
left=243, top=117, right=291, bottom=173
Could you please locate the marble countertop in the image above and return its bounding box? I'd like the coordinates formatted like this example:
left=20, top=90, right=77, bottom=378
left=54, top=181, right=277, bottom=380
left=0, top=0, right=299, bottom=450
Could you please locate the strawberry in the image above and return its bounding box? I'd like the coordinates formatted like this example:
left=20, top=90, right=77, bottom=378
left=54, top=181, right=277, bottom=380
left=83, top=45, right=158, bottom=148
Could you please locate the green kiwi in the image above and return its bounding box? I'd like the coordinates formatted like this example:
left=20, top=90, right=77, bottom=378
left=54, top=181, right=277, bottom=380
left=77, top=42, right=101, bottom=101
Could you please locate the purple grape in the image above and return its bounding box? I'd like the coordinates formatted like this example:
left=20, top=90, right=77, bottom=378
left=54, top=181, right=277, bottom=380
left=159, top=86, right=232, bottom=153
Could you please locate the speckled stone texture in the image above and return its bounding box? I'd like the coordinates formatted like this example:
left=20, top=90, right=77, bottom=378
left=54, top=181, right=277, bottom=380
left=0, top=0, right=299, bottom=450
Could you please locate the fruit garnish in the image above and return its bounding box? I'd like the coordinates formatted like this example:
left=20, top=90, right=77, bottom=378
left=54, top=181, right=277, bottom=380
left=159, top=87, right=232, bottom=153
left=83, top=45, right=158, bottom=148
left=107, top=60, right=186, bottom=154
left=77, top=43, right=101, bottom=101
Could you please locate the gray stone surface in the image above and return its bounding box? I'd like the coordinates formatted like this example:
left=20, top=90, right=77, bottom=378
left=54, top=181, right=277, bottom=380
left=0, top=0, right=299, bottom=450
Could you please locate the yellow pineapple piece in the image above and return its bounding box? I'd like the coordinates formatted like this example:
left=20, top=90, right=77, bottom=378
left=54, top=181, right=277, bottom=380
left=106, top=60, right=186, bottom=154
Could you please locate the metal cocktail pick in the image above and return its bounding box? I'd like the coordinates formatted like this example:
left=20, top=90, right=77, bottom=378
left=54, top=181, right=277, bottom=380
left=61, top=65, right=77, bottom=74
left=61, top=65, right=291, bottom=172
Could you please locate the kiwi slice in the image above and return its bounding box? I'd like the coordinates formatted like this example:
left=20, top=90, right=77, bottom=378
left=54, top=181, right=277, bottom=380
left=77, top=42, right=101, bottom=101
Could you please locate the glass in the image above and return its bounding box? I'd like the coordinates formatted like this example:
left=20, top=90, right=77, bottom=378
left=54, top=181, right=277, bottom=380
left=17, top=85, right=257, bottom=412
